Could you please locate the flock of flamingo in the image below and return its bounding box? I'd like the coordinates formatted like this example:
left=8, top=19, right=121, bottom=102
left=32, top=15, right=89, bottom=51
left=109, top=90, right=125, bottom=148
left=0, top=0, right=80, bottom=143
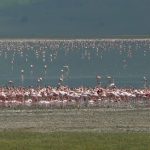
left=0, top=85, right=150, bottom=108
left=0, top=39, right=150, bottom=108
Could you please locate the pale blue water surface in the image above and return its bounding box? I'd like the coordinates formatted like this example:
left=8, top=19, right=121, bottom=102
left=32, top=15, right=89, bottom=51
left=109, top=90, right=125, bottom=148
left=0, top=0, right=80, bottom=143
left=0, top=39, right=150, bottom=88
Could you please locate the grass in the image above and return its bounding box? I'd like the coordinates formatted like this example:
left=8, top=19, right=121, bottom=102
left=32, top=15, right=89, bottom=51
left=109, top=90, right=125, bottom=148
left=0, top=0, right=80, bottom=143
left=1, top=108, right=150, bottom=149
left=0, top=131, right=150, bottom=150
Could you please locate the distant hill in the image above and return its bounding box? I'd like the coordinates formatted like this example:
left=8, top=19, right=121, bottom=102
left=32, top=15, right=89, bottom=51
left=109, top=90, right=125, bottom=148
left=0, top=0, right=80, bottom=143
left=0, top=0, right=150, bottom=38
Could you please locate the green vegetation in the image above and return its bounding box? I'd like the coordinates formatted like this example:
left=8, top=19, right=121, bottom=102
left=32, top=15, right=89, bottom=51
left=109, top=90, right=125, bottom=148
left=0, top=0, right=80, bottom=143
left=0, top=131, right=150, bottom=150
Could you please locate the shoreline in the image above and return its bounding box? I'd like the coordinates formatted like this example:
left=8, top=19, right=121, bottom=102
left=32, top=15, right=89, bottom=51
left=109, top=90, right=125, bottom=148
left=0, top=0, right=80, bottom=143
left=0, top=36, right=150, bottom=41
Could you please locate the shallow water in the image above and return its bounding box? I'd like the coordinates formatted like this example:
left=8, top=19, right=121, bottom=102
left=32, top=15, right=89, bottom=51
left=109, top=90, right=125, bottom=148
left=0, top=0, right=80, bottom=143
left=0, top=39, right=150, bottom=88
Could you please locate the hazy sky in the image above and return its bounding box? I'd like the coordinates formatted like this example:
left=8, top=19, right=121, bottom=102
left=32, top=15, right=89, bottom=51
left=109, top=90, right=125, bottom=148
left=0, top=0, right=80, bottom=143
left=0, top=0, right=149, bottom=38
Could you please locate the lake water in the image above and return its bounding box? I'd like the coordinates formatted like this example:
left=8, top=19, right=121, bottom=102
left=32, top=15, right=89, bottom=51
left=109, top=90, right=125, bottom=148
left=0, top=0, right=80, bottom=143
left=0, top=39, right=150, bottom=88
